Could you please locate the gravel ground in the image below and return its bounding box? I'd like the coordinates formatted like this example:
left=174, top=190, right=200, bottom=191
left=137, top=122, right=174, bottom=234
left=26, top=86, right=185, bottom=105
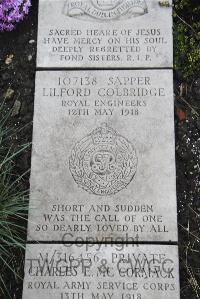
left=0, top=1, right=199, bottom=298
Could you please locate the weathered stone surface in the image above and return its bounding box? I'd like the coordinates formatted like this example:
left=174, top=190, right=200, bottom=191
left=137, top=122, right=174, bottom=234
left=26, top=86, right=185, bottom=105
left=22, top=244, right=180, bottom=299
left=37, top=0, right=173, bottom=68
left=28, top=70, right=177, bottom=242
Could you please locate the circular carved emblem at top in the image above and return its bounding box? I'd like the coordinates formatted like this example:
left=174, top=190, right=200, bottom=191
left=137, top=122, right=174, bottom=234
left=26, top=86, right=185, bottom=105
left=91, top=0, right=122, bottom=10
left=69, top=123, right=137, bottom=196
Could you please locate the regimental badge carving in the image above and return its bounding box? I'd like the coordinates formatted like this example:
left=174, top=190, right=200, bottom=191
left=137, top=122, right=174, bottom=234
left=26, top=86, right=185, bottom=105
left=63, top=0, right=148, bottom=22
left=69, top=124, right=137, bottom=196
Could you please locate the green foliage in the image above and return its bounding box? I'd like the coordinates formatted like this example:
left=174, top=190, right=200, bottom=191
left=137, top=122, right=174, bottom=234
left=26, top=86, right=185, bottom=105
left=173, top=0, right=200, bottom=80
left=0, top=101, right=29, bottom=297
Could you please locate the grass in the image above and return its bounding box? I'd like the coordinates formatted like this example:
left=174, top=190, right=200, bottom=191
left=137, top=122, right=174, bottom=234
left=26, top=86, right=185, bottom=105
left=0, top=101, right=30, bottom=298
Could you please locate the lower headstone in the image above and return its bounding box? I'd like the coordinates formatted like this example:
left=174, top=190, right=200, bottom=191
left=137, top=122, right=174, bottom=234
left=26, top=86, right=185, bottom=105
left=22, top=244, right=180, bottom=299
left=28, top=69, right=177, bottom=243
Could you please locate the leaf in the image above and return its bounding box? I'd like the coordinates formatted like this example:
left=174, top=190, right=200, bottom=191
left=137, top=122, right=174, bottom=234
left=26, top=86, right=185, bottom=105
left=177, top=108, right=186, bottom=121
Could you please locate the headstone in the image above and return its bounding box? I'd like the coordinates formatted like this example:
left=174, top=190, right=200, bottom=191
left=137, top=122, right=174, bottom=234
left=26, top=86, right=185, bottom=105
left=23, top=0, right=180, bottom=297
left=28, top=69, right=177, bottom=242
left=22, top=244, right=180, bottom=299
left=37, top=0, right=173, bottom=68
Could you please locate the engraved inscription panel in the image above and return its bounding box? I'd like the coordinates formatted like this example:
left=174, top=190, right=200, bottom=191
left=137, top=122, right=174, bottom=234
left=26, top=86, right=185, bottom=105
left=22, top=244, right=180, bottom=299
left=37, top=0, right=173, bottom=68
left=28, top=70, right=177, bottom=242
